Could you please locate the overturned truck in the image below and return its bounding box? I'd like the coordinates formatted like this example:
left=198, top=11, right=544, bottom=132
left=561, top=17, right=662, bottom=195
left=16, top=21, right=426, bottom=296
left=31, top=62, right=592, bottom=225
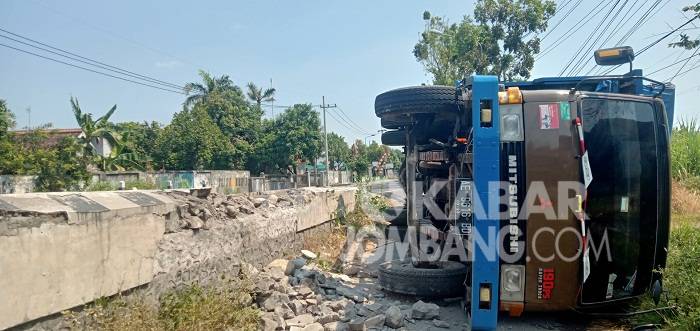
left=374, top=47, right=675, bottom=330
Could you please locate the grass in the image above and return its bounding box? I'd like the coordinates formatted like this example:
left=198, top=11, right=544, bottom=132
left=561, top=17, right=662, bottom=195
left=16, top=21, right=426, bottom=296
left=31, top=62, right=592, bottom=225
left=63, top=282, right=260, bottom=331
left=628, top=220, right=700, bottom=331
left=86, top=179, right=157, bottom=191
left=626, top=118, right=700, bottom=330
left=671, top=119, right=700, bottom=192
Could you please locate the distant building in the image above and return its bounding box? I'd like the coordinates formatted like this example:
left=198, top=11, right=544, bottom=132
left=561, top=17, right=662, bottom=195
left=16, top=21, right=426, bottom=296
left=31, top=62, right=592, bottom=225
left=11, top=128, right=112, bottom=157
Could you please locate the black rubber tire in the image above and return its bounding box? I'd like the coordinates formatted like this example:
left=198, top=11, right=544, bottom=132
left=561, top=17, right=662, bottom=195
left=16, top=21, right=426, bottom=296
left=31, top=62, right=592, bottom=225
left=381, top=130, right=405, bottom=146
left=375, top=86, right=463, bottom=118
left=381, top=117, right=408, bottom=130
left=378, top=260, right=468, bottom=298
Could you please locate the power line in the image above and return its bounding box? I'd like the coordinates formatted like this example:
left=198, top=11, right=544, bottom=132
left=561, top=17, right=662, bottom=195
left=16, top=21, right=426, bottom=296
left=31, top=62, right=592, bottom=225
left=326, top=108, right=372, bottom=135
left=0, top=42, right=185, bottom=95
left=540, top=0, right=583, bottom=41
left=646, top=52, right=700, bottom=76
left=667, top=34, right=700, bottom=82
left=0, top=28, right=185, bottom=90
left=570, top=0, right=631, bottom=76
left=30, top=0, right=208, bottom=71
left=335, top=106, right=370, bottom=134
left=536, top=0, right=615, bottom=60
left=601, top=13, right=700, bottom=75
left=559, top=0, right=623, bottom=76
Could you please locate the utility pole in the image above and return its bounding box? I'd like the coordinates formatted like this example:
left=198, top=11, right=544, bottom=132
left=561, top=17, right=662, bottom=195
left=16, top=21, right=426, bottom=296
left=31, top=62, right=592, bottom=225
left=319, top=96, right=336, bottom=186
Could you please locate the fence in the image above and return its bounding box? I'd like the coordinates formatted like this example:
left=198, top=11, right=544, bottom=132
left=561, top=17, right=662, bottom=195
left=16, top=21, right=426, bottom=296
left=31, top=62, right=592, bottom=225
left=0, top=170, right=353, bottom=194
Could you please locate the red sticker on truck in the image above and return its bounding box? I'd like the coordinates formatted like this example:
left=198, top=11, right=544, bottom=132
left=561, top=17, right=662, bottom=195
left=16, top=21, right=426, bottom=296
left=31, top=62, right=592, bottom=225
left=539, top=104, right=560, bottom=129
left=537, top=268, right=555, bottom=300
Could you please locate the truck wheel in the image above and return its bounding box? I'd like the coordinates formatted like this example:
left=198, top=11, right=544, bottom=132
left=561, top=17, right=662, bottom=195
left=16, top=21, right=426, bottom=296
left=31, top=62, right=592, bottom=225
left=381, top=130, right=405, bottom=146
left=378, top=260, right=468, bottom=298
left=381, top=116, right=408, bottom=130
left=375, top=86, right=463, bottom=118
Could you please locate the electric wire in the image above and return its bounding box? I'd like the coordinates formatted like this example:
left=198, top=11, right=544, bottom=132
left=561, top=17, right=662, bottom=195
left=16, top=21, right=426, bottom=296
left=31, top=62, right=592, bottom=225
left=540, top=0, right=583, bottom=42
left=536, top=0, right=615, bottom=60
left=601, top=13, right=700, bottom=75
left=335, top=106, right=370, bottom=135
left=559, top=0, right=623, bottom=76
left=571, top=0, right=632, bottom=76
left=0, top=29, right=185, bottom=90
left=0, top=42, right=185, bottom=95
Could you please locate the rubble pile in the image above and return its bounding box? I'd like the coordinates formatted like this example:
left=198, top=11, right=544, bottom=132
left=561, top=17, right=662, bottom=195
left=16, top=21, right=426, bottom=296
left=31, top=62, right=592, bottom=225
left=159, top=189, right=312, bottom=232
left=249, top=254, right=467, bottom=331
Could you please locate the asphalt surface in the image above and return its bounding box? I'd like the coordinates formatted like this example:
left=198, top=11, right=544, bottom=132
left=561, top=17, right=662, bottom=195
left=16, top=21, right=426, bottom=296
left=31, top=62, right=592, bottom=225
left=365, top=180, right=621, bottom=331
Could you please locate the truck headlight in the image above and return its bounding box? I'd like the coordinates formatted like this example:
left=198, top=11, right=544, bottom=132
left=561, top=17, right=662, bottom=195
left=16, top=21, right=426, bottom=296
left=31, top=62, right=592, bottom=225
left=500, top=105, right=524, bottom=142
left=500, top=264, right=525, bottom=301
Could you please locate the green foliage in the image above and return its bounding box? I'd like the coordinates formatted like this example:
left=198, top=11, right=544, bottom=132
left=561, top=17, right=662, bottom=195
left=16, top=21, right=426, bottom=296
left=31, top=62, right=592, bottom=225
left=86, top=181, right=117, bottom=191
left=629, top=223, right=700, bottom=330
left=34, top=136, right=90, bottom=192
left=71, top=97, right=119, bottom=160
left=63, top=282, right=260, bottom=331
left=252, top=104, right=321, bottom=173
left=0, top=99, right=15, bottom=138
left=327, top=132, right=351, bottom=170
left=125, top=179, right=156, bottom=190
left=348, top=140, right=370, bottom=178
left=414, top=0, right=556, bottom=84
left=669, top=4, right=700, bottom=49
left=113, top=121, right=162, bottom=169
left=671, top=119, right=700, bottom=191
left=154, top=106, right=241, bottom=170
left=159, top=283, right=259, bottom=330
left=246, top=82, right=276, bottom=107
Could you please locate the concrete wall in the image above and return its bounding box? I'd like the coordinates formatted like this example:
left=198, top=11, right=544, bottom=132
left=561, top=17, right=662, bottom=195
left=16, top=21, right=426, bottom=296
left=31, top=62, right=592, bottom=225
left=0, top=175, right=36, bottom=194
left=0, top=187, right=355, bottom=330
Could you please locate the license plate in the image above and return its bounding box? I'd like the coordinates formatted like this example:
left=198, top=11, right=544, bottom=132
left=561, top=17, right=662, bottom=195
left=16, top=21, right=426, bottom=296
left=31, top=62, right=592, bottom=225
left=454, top=178, right=473, bottom=236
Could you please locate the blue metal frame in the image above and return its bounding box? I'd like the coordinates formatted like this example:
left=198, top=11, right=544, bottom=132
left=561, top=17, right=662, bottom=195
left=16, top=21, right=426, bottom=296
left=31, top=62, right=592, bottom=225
left=505, top=69, right=676, bottom=126
left=469, top=75, right=500, bottom=331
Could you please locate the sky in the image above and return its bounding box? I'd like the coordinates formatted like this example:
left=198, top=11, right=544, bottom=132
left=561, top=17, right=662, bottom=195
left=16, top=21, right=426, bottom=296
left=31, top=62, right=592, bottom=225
left=0, top=0, right=698, bottom=144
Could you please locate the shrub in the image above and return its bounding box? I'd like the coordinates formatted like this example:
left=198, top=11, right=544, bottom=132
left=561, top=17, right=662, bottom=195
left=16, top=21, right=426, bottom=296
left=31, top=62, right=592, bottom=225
left=671, top=119, right=700, bottom=191
left=629, top=223, right=700, bottom=330
left=63, top=282, right=260, bottom=331
left=86, top=181, right=117, bottom=191
left=124, top=179, right=156, bottom=190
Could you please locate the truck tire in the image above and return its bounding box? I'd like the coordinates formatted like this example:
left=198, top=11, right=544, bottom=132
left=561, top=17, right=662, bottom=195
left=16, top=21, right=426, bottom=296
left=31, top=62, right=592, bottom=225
left=381, top=130, right=405, bottom=146
left=381, top=117, right=407, bottom=130
left=378, top=260, right=468, bottom=298
left=375, top=86, right=463, bottom=118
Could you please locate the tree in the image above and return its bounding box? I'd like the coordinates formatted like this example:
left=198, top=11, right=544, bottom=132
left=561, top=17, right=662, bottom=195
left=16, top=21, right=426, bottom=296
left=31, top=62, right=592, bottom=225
left=113, top=121, right=162, bottom=166
left=246, top=82, right=276, bottom=107
left=252, top=104, right=321, bottom=173
left=98, top=129, right=145, bottom=171
left=414, top=0, right=556, bottom=84
left=34, top=136, right=90, bottom=192
left=70, top=97, right=119, bottom=160
left=184, top=70, right=243, bottom=109
left=348, top=140, right=370, bottom=178
left=0, top=99, right=16, bottom=138
left=670, top=4, right=700, bottom=49
left=327, top=132, right=351, bottom=170
left=153, top=106, right=241, bottom=170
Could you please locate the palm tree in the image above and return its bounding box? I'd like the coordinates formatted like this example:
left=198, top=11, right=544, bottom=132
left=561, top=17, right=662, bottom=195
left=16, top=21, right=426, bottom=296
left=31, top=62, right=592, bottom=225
left=70, top=97, right=119, bottom=159
left=98, top=130, right=144, bottom=171
left=183, top=70, right=237, bottom=108
left=246, top=82, right=276, bottom=107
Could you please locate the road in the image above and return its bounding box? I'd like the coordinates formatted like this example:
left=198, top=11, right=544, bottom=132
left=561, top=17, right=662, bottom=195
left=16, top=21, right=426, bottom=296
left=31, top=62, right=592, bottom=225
left=365, top=180, right=616, bottom=331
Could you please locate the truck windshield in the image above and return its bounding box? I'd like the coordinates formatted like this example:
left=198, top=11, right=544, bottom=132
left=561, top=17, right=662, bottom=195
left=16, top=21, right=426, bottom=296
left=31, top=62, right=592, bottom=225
left=580, top=98, right=658, bottom=303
